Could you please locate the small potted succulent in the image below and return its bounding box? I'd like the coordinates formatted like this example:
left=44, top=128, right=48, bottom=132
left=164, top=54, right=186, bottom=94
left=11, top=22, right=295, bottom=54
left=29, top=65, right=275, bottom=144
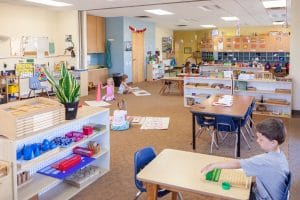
left=44, top=63, right=80, bottom=120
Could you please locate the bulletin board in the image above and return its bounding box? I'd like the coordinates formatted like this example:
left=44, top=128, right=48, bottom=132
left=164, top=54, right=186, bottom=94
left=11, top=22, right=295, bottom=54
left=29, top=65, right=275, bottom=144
left=15, top=63, right=34, bottom=78
left=34, top=64, right=47, bottom=81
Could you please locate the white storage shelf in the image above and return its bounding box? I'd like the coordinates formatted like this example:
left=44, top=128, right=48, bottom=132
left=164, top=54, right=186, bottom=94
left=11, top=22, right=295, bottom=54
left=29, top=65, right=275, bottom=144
left=0, top=106, right=110, bottom=200
left=184, top=77, right=292, bottom=118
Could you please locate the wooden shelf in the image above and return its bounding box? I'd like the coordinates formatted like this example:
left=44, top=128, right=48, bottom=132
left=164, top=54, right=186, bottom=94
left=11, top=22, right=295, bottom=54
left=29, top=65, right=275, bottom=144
left=253, top=111, right=291, bottom=118
left=92, top=148, right=109, bottom=159
left=18, top=173, right=59, bottom=200
left=17, top=130, right=107, bottom=172
left=39, top=168, right=109, bottom=200
left=235, top=89, right=291, bottom=95
left=184, top=85, right=231, bottom=91
left=255, top=102, right=290, bottom=107
left=184, top=95, right=209, bottom=99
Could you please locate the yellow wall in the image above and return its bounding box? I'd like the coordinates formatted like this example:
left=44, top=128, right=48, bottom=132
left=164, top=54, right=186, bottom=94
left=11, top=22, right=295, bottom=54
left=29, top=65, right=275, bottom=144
left=174, top=26, right=291, bottom=66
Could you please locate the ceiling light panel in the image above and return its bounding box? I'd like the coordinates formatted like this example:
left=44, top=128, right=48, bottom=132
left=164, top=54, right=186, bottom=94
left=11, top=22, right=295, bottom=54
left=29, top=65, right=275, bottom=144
left=25, top=0, right=72, bottom=7
left=273, top=21, right=285, bottom=25
left=200, top=24, right=216, bottom=28
left=221, top=16, right=239, bottom=21
left=144, top=9, right=173, bottom=15
left=262, top=0, right=286, bottom=8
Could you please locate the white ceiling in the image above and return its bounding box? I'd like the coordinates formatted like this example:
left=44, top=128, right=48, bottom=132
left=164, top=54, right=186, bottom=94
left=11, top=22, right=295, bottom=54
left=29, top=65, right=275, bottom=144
left=0, top=0, right=291, bottom=30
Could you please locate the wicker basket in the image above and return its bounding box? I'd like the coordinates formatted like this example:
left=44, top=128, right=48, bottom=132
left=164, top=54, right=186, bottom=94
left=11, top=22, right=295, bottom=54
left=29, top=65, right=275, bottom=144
left=0, top=97, right=65, bottom=139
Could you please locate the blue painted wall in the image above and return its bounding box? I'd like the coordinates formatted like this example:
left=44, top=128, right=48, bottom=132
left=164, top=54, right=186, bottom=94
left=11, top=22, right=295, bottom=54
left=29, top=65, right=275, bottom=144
left=106, top=16, right=155, bottom=82
left=106, top=17, right=124, bottom=76
left=123, top=17, right=155, bottom=82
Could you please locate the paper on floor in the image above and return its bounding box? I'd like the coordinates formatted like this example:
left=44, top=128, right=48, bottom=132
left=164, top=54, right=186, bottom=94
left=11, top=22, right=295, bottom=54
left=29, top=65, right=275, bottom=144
left=140, top=117, right=170, bottom=130
left=85, top=100, right=111, bottom=107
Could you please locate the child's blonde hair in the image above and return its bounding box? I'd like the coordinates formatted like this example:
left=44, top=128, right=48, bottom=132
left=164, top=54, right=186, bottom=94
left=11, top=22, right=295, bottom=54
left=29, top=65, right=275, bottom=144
left=107, top=77, right=114, bottom=85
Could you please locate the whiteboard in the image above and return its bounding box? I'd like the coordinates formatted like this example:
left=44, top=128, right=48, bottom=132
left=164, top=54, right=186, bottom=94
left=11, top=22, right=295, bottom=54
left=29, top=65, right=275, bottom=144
left=21, top=36, right=49, bottom=57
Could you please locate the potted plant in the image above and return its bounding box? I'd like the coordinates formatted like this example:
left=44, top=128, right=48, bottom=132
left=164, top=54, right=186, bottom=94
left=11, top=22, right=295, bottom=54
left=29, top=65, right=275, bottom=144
left=44, top=63, right=80, bottom=120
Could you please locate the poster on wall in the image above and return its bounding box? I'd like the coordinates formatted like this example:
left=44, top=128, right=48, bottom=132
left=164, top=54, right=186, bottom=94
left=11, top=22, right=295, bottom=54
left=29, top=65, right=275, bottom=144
left=15, top=63, right=33, bottom=78
left=34, top=64, right=47, bottom=81
left=124, top=41, right=132, bottom=51
left=162, top=37, right=172, bottom=53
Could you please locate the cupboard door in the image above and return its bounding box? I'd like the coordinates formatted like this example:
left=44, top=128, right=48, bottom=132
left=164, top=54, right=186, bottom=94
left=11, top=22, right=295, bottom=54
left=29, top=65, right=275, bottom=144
left=87, top=15, right=97, bottom=53
left=96, top=17, right=106, bottom=53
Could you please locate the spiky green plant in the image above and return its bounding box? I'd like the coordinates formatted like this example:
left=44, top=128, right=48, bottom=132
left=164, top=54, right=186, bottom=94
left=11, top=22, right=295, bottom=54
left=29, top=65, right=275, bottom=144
left=44, top=63, right=80, bottom=103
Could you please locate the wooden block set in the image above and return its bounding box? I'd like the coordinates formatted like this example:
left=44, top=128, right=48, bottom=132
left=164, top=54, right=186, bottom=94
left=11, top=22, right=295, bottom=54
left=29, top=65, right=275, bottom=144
left=0, top=97, right=65, bottom=139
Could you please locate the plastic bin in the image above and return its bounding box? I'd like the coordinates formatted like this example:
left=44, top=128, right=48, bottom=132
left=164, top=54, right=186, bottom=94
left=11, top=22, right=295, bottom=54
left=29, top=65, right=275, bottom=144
left=112, top=73, right=123, bottom=87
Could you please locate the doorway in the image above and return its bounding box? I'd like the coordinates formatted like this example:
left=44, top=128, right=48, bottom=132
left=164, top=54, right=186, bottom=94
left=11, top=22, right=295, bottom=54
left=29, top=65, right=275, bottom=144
left=132, top=32, right=145, bottom=83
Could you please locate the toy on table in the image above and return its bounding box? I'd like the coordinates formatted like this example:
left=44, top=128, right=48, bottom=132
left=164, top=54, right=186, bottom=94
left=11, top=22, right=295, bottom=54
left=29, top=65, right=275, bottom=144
left=73, top=146, right=94, bottom=157
left=65, top=131, right=84, bottom=142
left=52, top=136, right=73, bottom=148
left=82, top=126, right=93, bottom=136
left=87, top=141, right=101, bottom=154
left=102, top=78, right=115, bottom=101
left=204, top=168, right=250, bottom=189
left=52, top=154, right=81, bottom=171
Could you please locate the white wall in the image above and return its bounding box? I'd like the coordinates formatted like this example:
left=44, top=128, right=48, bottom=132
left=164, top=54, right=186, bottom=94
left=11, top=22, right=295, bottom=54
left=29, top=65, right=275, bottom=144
left=155, top=26, right=173, bottom=61
left=291, top=0, right=300, bottom=110
left=0, top=3, right=79, bottom=96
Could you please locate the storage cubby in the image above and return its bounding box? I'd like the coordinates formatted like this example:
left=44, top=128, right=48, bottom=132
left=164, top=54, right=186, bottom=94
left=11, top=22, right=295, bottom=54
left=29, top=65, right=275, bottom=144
left=0, top=105, right=110, bottom=200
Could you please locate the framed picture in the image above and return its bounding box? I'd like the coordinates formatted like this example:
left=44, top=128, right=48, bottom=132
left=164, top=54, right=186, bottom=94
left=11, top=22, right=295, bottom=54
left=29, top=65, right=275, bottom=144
left=184, top=47, right=192, bottom=54
left=162, top=37, right=172, bottom=53
left=124, top=41, right=132, bottom=51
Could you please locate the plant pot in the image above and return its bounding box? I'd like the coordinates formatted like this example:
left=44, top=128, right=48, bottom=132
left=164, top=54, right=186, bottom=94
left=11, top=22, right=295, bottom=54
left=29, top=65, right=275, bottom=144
left=64, top=101, right=79, bottom=120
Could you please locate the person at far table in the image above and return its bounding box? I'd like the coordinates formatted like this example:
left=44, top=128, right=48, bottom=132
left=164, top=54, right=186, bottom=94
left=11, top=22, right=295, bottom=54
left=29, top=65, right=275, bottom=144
left=182, top=61, right=191, bottom=74
left=201, top=118, right=289, bottom=200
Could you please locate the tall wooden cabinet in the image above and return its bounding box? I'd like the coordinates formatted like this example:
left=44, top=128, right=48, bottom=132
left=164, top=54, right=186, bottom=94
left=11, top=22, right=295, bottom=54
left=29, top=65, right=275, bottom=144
left=87, top=15, right=106, bottom=53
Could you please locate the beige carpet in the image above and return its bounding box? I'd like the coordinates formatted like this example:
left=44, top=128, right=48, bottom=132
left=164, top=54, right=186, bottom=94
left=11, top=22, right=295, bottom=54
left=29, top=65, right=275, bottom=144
left=72, top=81, right=289, bottom=200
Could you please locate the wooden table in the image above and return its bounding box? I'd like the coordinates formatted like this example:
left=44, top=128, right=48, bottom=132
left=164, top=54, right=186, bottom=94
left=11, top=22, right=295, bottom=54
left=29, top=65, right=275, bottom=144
left=190, top=95, right=254, bottom=157
left=137, top=149, right=251, bottom=200
left=159, top=77, right=183, bottom=96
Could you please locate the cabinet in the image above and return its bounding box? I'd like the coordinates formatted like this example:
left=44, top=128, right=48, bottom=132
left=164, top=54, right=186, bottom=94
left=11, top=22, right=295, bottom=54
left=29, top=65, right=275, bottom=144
left=88, top=68, right=108, bottom=86
left=146, top=64, right=164, bottom=81
left=0, top=75, right=20, bottom=103
left=87, top=15, right=106, bottom=53
left=0, top=105, right=110, bottom=200
left=184, top=76, right=292, bottom=118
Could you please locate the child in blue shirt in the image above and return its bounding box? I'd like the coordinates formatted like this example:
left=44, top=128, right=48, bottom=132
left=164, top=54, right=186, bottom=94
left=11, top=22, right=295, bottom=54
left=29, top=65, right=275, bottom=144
left=118, top=74, right=132, bottom=94
left=201, top=118, right=289, bottom=200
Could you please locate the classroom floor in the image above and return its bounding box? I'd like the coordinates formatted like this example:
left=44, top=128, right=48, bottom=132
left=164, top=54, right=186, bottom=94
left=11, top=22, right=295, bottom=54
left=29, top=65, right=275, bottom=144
left=73, top=81, right=299, bottom=200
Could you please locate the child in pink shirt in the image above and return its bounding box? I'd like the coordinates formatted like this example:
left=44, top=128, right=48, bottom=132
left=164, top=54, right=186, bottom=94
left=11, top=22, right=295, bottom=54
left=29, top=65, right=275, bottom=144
left=102, top=77, right=115, bottom=101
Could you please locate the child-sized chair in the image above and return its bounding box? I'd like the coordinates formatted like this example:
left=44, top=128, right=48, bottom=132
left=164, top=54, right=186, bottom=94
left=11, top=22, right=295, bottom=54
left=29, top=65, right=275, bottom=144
left=28, top=76, right=49, bottom=98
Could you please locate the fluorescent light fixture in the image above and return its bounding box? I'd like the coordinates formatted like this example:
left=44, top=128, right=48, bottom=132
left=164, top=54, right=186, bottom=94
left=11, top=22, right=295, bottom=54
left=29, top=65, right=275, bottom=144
left=144, top=9, right=173, bottom=15
left=221, top=16, right=239, bottom=21
left=25, top=0, right=72, bottom=7
left=200, top=24, right=216, bottom=28
left=273, top=21, right=285, bottom=25
left=262, top=0, right=286, bottom=8
left=198, top=6, right=211, bottom=11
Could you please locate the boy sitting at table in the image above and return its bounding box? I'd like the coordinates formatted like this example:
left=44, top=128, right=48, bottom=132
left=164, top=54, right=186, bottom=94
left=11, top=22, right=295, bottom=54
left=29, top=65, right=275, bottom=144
left=201, top=118, right=289, bottom=200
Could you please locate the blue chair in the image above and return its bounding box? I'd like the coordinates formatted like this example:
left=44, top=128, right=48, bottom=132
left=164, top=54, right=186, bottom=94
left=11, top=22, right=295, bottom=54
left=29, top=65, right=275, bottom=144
left=282, top=172, right=292, bottom=200
left=215, top=115, right=251, bottom=157
left=28, top=76, right=49, bottom=98
left=195, top=115, right=218, bottom=153
left=134, top=147, right=183, bottom=200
